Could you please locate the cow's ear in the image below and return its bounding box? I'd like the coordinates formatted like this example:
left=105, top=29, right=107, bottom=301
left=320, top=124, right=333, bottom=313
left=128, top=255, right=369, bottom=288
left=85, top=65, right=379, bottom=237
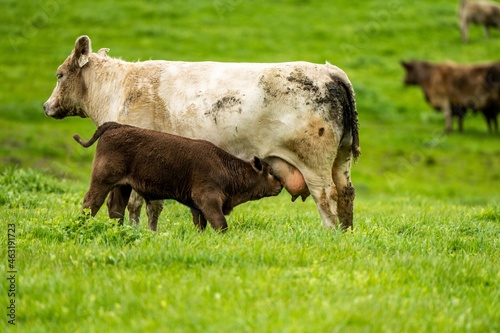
left=74, top=35, right=92, bottom=68
left=251, top=156, right=263, bottom=173
left=400, top=60, right=410, bottom=69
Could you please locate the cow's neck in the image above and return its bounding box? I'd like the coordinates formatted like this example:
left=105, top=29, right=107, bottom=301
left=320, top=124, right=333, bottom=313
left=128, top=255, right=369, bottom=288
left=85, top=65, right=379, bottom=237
left=82, top=57, right=131, bottom=126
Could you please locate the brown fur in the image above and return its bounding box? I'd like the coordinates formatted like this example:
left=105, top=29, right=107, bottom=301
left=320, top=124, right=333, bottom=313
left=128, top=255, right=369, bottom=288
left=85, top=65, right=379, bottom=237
left=401, top=60, right=500, bottom=133
left=75, top=122, right=283, bottom=231
left=459, top=0, right=500, bottom=43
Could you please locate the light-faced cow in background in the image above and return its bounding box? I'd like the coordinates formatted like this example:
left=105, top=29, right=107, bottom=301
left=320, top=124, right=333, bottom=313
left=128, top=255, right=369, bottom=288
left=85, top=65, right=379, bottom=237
left=44, top=35, right=360, bottom=230
left=459, top=0, right=500, bottom=43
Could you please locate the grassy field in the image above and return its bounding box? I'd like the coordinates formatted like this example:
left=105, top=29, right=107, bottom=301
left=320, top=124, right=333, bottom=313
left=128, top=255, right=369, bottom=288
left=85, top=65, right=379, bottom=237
left=1, top=0, right=500, bottom=331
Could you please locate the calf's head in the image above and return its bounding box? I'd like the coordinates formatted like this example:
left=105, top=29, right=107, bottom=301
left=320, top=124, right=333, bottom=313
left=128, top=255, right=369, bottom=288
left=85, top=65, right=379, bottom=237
left=43, top=35, right=96, bottom=119
left=248, top=157, right=283, bottom=199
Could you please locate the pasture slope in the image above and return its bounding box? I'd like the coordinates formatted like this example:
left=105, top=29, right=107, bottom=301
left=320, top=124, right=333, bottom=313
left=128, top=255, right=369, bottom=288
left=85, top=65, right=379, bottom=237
left=1, top=0, right=499, bottom=332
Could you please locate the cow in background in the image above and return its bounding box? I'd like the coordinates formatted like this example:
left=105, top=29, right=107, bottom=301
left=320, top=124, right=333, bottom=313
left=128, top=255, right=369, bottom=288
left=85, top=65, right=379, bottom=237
left=401, top=60, right=500, bottom=133
left=459, top=0, right=500, bottom=43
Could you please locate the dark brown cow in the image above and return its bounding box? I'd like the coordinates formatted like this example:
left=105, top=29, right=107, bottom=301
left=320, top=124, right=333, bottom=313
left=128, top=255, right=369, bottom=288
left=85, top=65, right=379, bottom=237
left=401, top=60, right=500, bottom=133
left=74, top=122, right=283, bottom=232
left=459, top=0, right=500, bottom=43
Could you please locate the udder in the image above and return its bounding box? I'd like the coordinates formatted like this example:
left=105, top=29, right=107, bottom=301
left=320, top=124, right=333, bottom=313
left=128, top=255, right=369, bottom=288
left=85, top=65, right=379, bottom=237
left=265, top=157, right=310, bottom=202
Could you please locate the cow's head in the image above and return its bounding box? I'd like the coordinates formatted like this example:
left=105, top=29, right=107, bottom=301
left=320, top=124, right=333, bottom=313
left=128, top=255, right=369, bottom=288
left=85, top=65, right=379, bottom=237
left=43, top=35, right=95, bottom=119
left=249, top=157, right=283, bottom=199
left=401, top=60, right=431, bottom=86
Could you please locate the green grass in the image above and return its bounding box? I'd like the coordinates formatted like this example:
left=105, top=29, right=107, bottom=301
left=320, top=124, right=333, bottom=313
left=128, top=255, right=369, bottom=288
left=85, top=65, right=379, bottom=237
left=1, top=0, right=500, bottom=331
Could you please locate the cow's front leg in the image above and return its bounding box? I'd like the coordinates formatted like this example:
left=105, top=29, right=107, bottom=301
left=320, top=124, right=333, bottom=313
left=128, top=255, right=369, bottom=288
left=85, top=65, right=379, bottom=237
left=127, top=190, right=144, bottom=224
left=484, top=26, right=490, bottom=39
left=460, top=22, right=469, bottom=43
left=146, top=200, right=164, bottom=232
left=443, top=102, right=453, bottom=133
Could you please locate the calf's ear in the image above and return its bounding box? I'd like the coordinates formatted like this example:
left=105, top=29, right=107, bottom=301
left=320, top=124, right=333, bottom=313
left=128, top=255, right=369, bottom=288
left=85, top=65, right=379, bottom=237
left=251, top=156, right=263, bottom=173
left=74, top=35, right=92, bottom=68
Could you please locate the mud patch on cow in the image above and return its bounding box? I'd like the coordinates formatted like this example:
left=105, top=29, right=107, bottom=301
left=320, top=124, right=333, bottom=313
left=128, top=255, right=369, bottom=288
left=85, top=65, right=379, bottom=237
left=205, top=96, right=242, bottom=124
left=258, top=68, right=298, bottom=107
left=287, top=68, right=319, bottom=94
left=283, top=116, right=337, bottom=168
left=337, top=184, right=355, bottom=229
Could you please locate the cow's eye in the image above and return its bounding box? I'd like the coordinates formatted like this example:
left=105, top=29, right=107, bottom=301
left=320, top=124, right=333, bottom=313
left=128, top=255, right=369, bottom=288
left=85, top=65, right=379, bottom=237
left=56, top=73, right=63, bottom=80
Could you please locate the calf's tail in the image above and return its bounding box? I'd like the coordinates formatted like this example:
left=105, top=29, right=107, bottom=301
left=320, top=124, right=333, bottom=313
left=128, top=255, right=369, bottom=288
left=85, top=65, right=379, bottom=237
left=73, top=121, right=123, bottom=148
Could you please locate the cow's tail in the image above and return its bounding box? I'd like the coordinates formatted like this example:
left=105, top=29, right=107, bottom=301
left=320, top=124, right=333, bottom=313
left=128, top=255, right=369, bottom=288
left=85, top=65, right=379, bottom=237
left=73, top=121, right=123, bottom=148
left=339, top=81, right=361, bottom=161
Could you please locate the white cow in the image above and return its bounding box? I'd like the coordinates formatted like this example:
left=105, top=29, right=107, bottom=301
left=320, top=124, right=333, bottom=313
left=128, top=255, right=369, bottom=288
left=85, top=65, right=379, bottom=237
left=44, top=35, right=360, bottom=230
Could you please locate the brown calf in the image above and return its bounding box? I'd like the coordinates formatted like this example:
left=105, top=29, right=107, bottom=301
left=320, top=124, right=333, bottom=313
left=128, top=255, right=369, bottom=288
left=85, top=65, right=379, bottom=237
left=459, top=0, right=500, bottom=43
left=401, top=60, right=500, bottom=133
left=74, top=122, right=283, bottom=231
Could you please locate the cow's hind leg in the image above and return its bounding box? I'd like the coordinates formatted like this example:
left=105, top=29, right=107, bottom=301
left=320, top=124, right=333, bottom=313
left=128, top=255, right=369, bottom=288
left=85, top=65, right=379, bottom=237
left=332, top=145, right=355, bottom=230
left=299, top=146, right=355, bottom=230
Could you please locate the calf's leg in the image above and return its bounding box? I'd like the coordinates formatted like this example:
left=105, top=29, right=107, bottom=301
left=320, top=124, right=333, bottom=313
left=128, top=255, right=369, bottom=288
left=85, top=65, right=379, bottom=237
left=190, top=207, right=208, bottom=231
left=126, top=191, right=165, bottom=231
left=82, top=183, right=114, bottom=217
left=146, top=200, right=164, bottom=231
left=194, top=194, right=228, bottom=231
left=107, top=185, right=132, bottom=224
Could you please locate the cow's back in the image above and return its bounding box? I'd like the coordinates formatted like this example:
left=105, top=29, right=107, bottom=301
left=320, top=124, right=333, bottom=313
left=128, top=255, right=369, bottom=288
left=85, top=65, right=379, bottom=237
left=116, top=61, right=356, bottom=161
